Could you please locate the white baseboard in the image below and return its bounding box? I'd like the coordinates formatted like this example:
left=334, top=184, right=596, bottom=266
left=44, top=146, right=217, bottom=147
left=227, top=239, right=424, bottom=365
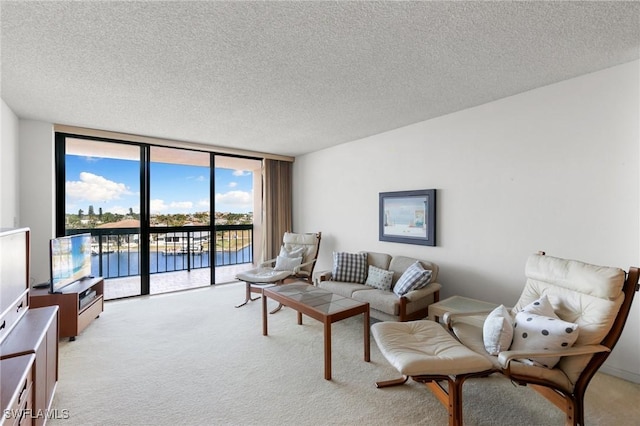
left=599, top=364, right=640, bottom=384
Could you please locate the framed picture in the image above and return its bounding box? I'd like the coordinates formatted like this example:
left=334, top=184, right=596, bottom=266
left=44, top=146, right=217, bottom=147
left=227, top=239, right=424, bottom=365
left=379, top=189, right=436, bottom=246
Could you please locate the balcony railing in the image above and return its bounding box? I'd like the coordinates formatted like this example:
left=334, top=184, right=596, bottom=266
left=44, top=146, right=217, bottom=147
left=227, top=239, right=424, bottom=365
left=67, top=225, right=253, bottom=279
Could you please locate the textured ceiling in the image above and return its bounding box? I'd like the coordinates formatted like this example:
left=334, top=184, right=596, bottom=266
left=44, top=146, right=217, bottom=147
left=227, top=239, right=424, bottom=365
left=1, top=1, right=639, bottom=157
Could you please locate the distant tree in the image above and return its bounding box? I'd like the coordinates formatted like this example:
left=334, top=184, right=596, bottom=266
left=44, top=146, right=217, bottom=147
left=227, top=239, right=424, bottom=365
left=98, top=207, right=103, bottom=220
left=172, top=214, right=187, bottom=226
left=129, top=207, right=134, bottom=216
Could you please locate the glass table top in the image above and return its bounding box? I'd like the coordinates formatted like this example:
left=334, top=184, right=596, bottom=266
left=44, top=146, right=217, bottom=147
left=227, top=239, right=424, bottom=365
left=267, top=284, right=367, bottom=315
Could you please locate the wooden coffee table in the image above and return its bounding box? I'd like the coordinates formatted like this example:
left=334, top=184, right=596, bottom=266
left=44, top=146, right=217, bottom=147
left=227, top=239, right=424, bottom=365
left=262, top=283, right=370, bottom=380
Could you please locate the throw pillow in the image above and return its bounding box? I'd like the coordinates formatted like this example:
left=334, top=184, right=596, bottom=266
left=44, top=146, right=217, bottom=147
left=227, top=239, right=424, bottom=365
left=510, top=311, right=579, bottom=368
left=274, top=255, right=302, bottom=271
left=364, top=265, right=394, bottom=291
left=520, top=294, right=556, bottom=317
left=393, top=261, right=433, bottom=296
left=279, top=246, right=305, bottom=259
left=332, top=252, right=368, bottom=283
left=483, top=305, right=514, bottom=355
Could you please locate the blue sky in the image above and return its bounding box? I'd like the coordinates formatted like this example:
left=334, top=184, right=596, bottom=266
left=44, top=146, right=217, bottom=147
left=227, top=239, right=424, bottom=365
left=65, top=155, right=254, bottom=215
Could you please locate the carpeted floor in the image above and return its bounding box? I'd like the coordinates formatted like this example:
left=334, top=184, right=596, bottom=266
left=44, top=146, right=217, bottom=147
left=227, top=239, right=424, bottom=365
left=49, top=283, right=640, bottom=425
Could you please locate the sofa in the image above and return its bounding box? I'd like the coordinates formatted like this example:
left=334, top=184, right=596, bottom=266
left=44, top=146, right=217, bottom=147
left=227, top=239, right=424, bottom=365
left=316, top=251, right=441, bottom=322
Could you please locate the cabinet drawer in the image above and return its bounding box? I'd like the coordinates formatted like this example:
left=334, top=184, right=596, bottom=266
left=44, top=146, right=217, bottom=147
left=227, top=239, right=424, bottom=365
left=0, top=354, right=34, bottom=426
left=77, top=295, right=103, bottom=334
left=0, top=291, right=28, bottom=344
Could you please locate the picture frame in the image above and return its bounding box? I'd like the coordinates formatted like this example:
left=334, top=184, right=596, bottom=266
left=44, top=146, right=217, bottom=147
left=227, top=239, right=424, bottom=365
left=379, top=189, right=436, bottom=246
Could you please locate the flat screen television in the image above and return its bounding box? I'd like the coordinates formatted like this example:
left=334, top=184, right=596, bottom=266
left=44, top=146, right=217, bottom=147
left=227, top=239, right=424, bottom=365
left=50, top=233, right=92, bottom=293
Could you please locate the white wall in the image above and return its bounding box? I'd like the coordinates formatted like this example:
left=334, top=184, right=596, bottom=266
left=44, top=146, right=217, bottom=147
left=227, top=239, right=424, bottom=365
left=0, top=98, right=19, bottom=228
left=18, top=120, right=55, bottom=286
left=293, top=61, right=640, bottom=382
left=8, top=61, right=639, bottom=381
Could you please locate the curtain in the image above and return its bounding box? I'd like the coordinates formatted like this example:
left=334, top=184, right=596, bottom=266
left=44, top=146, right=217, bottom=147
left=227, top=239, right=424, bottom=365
left=262, top=159, right=293, bottom=261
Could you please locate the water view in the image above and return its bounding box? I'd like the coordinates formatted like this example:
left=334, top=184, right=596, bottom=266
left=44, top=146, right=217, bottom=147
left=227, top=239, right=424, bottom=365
left=91, top=246, right=252, bottom=278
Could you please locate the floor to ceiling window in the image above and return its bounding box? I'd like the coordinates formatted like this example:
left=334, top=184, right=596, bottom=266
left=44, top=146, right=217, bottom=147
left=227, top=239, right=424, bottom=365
left=60, top=137, right=143, bottom=298
left=56, top=132, right=262, bottom=299
left=149, top=146, right=212, bottom=294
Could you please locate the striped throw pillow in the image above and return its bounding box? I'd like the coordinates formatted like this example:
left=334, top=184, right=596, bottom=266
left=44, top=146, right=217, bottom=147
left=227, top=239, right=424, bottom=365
left=393, top=261, right=433, bottom=296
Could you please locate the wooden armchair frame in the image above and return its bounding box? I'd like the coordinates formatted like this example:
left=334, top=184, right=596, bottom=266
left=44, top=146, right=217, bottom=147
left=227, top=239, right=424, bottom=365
left=235, top=232, right=321, bottom=309
left=374, top=253, right=639, bottom=426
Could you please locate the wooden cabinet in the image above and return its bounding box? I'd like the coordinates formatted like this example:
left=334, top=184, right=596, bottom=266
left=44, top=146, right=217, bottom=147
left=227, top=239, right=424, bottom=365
left=30, top=277, right=103, bottom=341
left=0, top=354, right=34, bottom=425
left=0, top=306, right=58, bottom=426
left=0, top=228, right=30, bottom=344
left=1, top=228, right=60, bottom=425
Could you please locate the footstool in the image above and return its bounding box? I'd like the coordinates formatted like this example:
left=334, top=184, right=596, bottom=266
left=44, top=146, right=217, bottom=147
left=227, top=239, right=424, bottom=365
left=372, top=320, right=495, bottom=426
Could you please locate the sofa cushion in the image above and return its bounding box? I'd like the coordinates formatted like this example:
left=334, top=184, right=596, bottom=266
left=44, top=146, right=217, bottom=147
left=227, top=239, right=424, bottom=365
left=393, top=261, right=433, bottom=296
left=352, top=288, right=399, bottom=316
left=365, top=252, right=392, bottom=270
left=364, top=265, right=394, bottom=291
left=332, top=252, right=368, bottom=283
left=389, top=256, right=438, bottom=284
left=317, top=280, right=369, bottom=298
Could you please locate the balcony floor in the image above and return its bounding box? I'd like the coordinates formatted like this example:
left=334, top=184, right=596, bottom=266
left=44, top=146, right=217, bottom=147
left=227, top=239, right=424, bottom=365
left=103, top=264, right=254, bottom=300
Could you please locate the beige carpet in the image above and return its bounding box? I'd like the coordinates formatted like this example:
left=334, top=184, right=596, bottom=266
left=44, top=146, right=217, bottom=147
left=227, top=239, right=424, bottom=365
left=49, top=283, right=639, bottom=425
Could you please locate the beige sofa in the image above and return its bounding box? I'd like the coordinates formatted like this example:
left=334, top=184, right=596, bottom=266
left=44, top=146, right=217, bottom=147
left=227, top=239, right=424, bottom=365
left=316, top=251, right=441, bottom=322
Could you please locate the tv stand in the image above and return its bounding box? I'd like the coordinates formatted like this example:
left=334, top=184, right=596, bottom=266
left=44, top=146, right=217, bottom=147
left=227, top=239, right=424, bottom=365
left=30, top=277, right=104, bottom=341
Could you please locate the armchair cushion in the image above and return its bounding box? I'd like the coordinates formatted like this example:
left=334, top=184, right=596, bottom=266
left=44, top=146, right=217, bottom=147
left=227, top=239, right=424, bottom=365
left=393, top=261, right=433, bottom=296
left=332, top=252, right=368, bottom=283
left=483, top=305, right=514, bottom=355
left=365, top=265, right=394, bottom=291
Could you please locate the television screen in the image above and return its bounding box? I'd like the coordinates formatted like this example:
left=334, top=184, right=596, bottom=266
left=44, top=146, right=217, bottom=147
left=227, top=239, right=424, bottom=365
left=50, top=233, right=92, bottom=293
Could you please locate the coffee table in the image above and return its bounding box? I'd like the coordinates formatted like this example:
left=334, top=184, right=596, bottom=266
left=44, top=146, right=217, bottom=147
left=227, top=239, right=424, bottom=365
left=262, top=283, right=370, bottom=380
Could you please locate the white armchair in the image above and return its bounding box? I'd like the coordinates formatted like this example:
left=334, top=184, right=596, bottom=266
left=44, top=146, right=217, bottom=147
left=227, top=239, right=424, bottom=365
left=372, top=252, right=639, bottom=426
left=235, top=232, right=321, bottom=308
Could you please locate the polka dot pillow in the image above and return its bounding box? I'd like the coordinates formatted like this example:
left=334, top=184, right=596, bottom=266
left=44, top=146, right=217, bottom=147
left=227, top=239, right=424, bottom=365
left=520, top=294, right=556, bottom=317
left=364, top=265, right=394, bottom=291
left=510, top=311, right=579, bottom=368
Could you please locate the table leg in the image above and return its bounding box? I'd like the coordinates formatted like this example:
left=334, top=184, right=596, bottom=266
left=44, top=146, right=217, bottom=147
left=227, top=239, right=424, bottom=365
left=297, top=311, right=303, bottom=325
left=364, top=307, right=370, bottom=362
left=262, top=292, right=268, bottom=336
left=324, top=320, right=331, bottom=380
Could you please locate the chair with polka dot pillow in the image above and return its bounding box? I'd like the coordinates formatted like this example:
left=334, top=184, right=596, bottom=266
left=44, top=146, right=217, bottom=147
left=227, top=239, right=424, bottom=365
left=373, top=252, right=638, bottom=426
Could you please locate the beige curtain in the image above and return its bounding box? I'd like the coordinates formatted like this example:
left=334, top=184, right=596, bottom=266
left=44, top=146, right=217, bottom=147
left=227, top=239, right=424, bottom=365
left=262, top=159, right=293, bottom=261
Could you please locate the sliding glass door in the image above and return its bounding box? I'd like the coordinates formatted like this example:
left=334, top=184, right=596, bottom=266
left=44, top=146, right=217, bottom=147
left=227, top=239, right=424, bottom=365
left=56, top=133, right=263, bottom=299
left=149, top=146, right=212, bottom=293
left=59, top=137, right=143, bottom=298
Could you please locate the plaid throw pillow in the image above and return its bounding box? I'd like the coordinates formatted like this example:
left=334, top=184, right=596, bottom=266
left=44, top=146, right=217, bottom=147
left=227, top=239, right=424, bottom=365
left=332, top=252, right=368, bottom=283
left=393, top=261, right=433, bottom=296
